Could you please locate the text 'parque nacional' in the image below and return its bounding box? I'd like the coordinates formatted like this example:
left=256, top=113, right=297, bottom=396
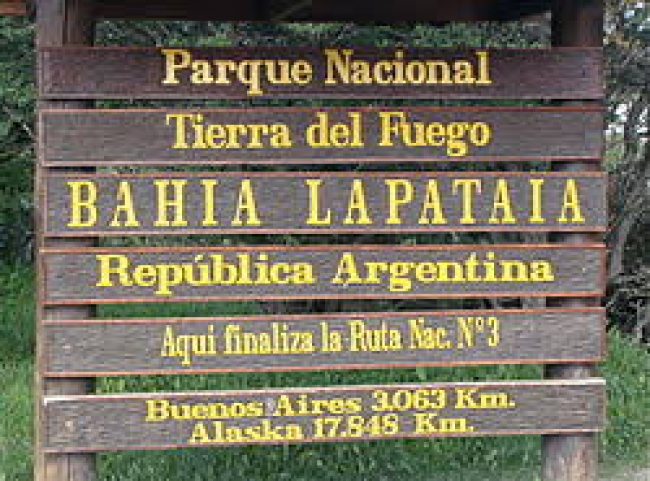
left=161, top=48, right=492, bottom=96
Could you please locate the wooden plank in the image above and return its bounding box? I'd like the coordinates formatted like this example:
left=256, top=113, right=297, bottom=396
left=43, top=308, right=606, bottom=377
left=43, top=171, right=608, bottom=236
left=42, top=379, right=606, bottom=453
left=39, top=106, right=604, bottom=166
left=41, top=244, right=606, bottom=305
left=0, top=0, right=556, bottom=21
left=0, top=0, right=27, bottom=15
left=303, top=0, right=552, bottom=22
left=39, top=47, right=603, bottom=100
left=90, top=0, right=552, bottom=22
left=0, top=0, right=553, bottom=21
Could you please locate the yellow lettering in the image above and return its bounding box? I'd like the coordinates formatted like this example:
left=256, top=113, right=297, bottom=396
left=146, top=399, right=170, bottom=421
left=559, top=179, right=585, bottom=224
left=343, top=180, right=372, bottom=225
left=96, top=254, right=132, bottom=287
left=110, top=181, right=140, bottom=227
left=489, top=179, right=516, bottom=224
left=418, top=180, right=447, bottom=225
left=232, top=180, right=262, bottom=226
left=385, top=179, right=414, bottom=225
left=67, top=181, right=97, bottom=228
left=305, top=179, right=332, bottom=226
left=161, top=48, right=191, bottom=85
left=529, top=179, right=546, bottom=224
left=332, top=253, right=364, bottom=285
left=188, top=422, right=212, bottom=444
left=453, top=179, right=481, bottom=224
left=154, top=180, right=188, bottom=227
left=201, top=180, right=219, bottom=227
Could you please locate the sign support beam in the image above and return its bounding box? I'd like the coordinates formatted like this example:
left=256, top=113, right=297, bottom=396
left=542, top=1, right=603, bottom=481
left=35, top=1, right=96, bottom=481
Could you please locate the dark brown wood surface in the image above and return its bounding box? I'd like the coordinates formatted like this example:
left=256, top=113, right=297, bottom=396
left=43, top=379, right=605, bottom=453
left=44, top=171, right=607, bottom=236
left=84, top=0, right=554, bottom=22
left=41, top=244, right=606, bottom=305
left=43, top=308, right=605, bottom=377
left=39, top=107, right=604, bottom=166
left=2, top=0, right=556, bottom=22
left=34, top=1, right=97, bottom=481
left=39, top=47, right=603, bottom=100
left=542, top=2, right=604, bottom=480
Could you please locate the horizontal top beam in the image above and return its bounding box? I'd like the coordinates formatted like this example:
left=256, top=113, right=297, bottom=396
left=8, top=0, right=551, bottom=21
left=0, top=0, right=27, bottom=15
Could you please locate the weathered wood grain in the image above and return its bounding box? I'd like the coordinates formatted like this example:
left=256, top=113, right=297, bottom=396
left=43, top=171, right=607, bottom=236
left=542, top=2, right=604, bottom=481
left=43, top=308, right=605, bottom=377
left=41, top=244, right=606, bottom=305
left=42, top=379, right=606, bottom=453
left=39, top=47, right=603, bottom=100
left=39, top=107, right=604, bottom=166
left=34, top=0, right=97, bottom=481
left=80, top=0, right=554, bottom=22
left=0, top=0, right=568, bottom=23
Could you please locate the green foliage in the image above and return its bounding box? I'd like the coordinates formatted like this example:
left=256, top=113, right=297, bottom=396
left=0, top=263, right=33, bottom=359
left=0, top=265, right=33, bottom=480
left=0, top=18, right=34, bottom=263
left=600, top=330, right=650, bottom=461
left=604, top=1, right=649, bottom=336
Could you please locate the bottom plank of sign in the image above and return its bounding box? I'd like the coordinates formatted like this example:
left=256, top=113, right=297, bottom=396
left=43, top=379, right=605, bottom=453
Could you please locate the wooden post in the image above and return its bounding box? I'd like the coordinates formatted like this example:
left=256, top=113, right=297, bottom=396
left=542, top=1, right=604, bottom=481
left=34, top=1, right=96, bottom=481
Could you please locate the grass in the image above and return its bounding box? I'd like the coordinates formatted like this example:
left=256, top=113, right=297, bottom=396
left=1, top=265, right=649, bottom=481
left=0, top=266, right=34, bottom=481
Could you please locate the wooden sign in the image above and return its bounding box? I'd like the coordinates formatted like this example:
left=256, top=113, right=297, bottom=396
left=33, top=0, right=608, bottom=479
left=43, top=308, right=605, bottom=377
left=39, top=47, right=603, bottom=100
left=39, top=107, right=603, bottom=166
left=43, top=379, right=605, bottom=453
left=44, top=171, right=607, bottom=236
left=41, top=244, right=605, bottom=305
